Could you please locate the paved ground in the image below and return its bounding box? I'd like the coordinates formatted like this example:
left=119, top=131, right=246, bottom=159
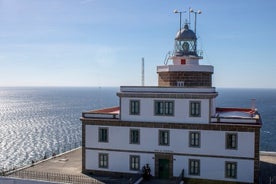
left=260, top=152, right=276, bottom=184
left=21, top=148, right=83, bottom=176
left=5, top=148, right=276, bottom=184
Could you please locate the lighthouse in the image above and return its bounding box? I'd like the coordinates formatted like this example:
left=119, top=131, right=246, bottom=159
left=158, top=21, right=213, bottom=88
left=81, top=9, right=262, bottom=184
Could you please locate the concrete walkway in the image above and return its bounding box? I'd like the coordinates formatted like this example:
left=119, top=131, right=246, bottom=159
left=5, top=148, right=100, bottom=184
left=19, top=148, right=84, bottom=176
left=4, top=148, right=276, bottom=184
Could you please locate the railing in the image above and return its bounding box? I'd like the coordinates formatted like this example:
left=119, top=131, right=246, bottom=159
left=173, top=50, right=203, bottom=57
left=164, top=51, right=172, bottom=65
left=5, top=170, right=103, bottom=184
left=82, top=112, right=119, bottom=119
left=211, top=117, right=258, bottom=124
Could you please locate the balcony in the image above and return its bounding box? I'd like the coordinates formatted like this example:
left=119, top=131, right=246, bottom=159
left=82, top=106, right=120, bottom=119
left=211, top=107, right=262, bottom=125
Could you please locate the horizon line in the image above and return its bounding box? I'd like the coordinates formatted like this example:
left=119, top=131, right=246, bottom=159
left=0, top=86, right=275, bottom=90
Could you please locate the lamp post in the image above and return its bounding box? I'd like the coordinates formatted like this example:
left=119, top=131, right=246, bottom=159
left=189, top=8, right=202, bottom=35
left=174, top=10, right=186, bottom=35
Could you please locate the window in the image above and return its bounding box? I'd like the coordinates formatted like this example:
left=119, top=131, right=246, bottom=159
left=99, top=127, right=108, bottom=142
left=154, top=101, right=174, bottom=116
left=189, top=159, right=200, bottom=175
left=226, top=133, right=238, bottom=149
left=190, top=101, right=201, bottom=117
left=130, top=100, right=140, bottom=115
left=177, top=81, right=185, bottom=87
left=130, top=155, right=140, bottom=171
left=130, top=129, right=140, bottom=144
left=159, top=130, right=169, bottom=146
left=225, top=162, right=237, bottom=178
left=99, top=153, right=108, bottom=168
left=189, top=131, right=200, bottom=147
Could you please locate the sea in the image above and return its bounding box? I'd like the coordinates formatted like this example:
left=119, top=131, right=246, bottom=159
left=0, top=87, right=275, bottom=172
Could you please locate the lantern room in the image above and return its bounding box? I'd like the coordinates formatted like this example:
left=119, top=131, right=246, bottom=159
left=174, top=23, right=197, bottom=57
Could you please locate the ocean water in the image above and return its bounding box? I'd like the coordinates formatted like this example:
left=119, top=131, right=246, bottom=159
left=0, top=87, right=118, bottom=171
left=0, top=87, right=275, bottom=171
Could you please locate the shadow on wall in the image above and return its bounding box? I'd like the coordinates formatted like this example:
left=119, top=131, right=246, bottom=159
left=260, top=161, right=276, bottom=184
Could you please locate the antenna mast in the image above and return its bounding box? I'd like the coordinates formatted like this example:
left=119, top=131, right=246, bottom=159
left=174, top=9, right=186, bottom=34
left=189, top=8, right=202, bottom=52
left=141, top=57, right=145, bottom=86
left=189, top=8, right=202, bottom=36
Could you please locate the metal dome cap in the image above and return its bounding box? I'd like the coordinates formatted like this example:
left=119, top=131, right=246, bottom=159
left=175, top=24, right=196, bottom=41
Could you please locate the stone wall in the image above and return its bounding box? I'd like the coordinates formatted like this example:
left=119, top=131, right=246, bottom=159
left=158, top=71, right=212, bottom=87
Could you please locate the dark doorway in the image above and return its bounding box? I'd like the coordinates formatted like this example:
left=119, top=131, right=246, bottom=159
left=158, top=159, right=170, bottom=179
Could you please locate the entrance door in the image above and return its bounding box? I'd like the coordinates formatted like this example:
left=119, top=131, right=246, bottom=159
left=158, top=159, right=169, bottom=179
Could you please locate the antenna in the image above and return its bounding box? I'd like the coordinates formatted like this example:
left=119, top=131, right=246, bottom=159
left=189, top=8, right=202, bottom=35
left=190, top=8, right=202, bottom=52
left=189, top=7, right=191, bottom=25
left=174, top=9, right=186, bottom=35
left=251, top=98, right=256, bottom=110
left=141, top=57, right=145, bottom=86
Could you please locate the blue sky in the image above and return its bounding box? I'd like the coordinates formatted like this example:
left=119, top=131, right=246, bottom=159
left=0, top=0, right=275, bottom=88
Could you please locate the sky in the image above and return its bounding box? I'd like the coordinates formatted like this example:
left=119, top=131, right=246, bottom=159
left=0, top=0, right=275, bottom=88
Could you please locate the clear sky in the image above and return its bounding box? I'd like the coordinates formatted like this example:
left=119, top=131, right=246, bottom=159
left=0, top=0, right=275, bottom=88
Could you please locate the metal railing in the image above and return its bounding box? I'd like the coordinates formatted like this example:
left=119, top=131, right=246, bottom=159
left=174, top=50, right=203, bottom=58
left=82, top=112, right=119, bottom=119
left=6, top=170, right=103, bottom=184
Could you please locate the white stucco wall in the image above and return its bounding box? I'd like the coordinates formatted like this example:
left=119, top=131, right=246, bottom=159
left=85, top=125, right=256, bottom=182
left=211, top=98, right=216, bottom=116
left=85, top=125, right=255, bottom=158
left=120, top=97, right=211, bottom=124
left=173, top=156, right=254, bottom=183
left=86, top=150, right=155, bottom=175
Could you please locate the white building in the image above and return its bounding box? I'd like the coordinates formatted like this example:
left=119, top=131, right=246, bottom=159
left=81, top=13, right=262, bottom=184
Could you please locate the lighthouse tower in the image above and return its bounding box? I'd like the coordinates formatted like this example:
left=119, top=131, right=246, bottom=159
left=158, top=23, right=213, bottom=88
